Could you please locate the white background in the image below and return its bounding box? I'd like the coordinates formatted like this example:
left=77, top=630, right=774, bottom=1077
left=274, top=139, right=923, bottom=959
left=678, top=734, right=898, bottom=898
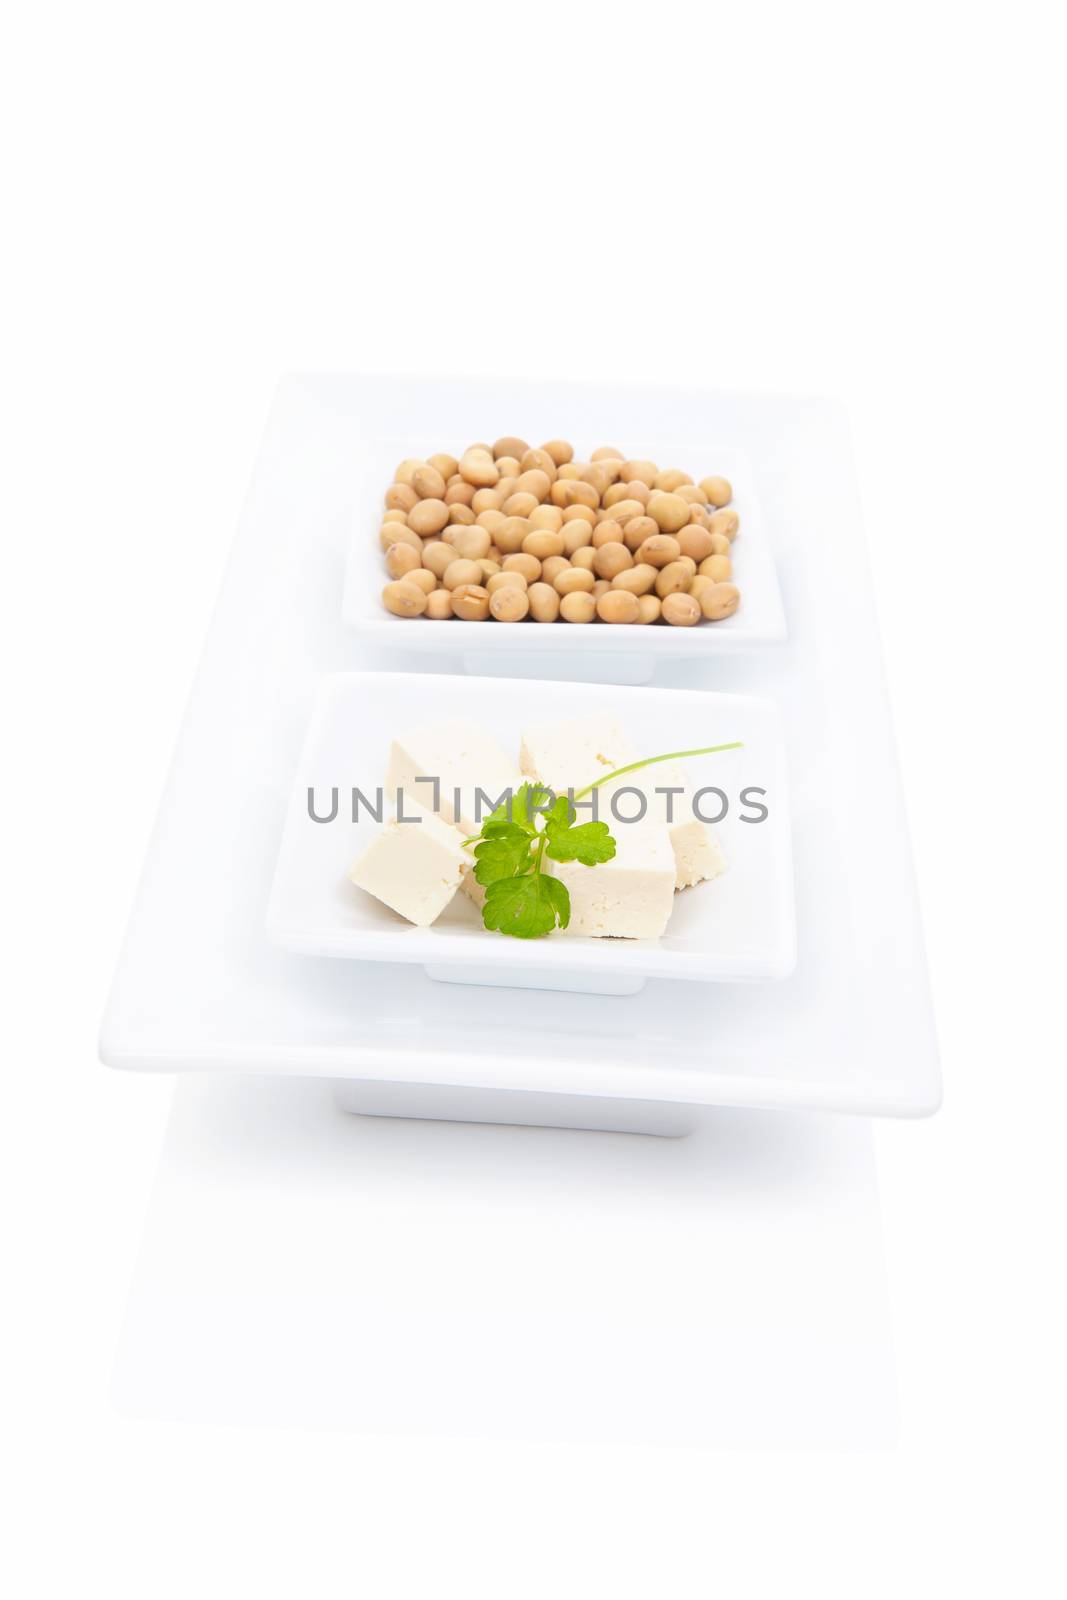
left=2, top=1, right=1065, bottom=1595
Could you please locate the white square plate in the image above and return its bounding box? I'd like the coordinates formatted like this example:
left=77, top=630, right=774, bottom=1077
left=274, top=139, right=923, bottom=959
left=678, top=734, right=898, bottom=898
left=343, top=439, right=786, bottom=661
left=266, top=671, right=795, bottom=992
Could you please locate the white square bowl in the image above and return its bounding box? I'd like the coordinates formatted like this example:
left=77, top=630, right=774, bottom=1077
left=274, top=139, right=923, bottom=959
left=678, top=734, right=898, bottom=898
left=265, top=671, right=796, bottom=994
left=342, top=437, right=786, bottom=663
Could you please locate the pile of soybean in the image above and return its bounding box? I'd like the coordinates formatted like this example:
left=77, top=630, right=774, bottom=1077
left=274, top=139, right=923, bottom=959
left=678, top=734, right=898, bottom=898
left=379, top=439, right=740, bottom=626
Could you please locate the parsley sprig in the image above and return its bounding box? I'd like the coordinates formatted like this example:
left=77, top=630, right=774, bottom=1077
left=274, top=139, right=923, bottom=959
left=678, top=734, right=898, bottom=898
left=465, top=742, right=742, bottom=940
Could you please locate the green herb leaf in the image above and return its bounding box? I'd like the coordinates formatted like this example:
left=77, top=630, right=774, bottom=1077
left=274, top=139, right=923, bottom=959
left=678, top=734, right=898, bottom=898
left=472, top=781, right=550, bottom=843
left=509, top=781, right=554, bottom=833
left=544, top=819, right=617, bottom=866
left=541, top=793, right=576, bottom=835
left=473, top=825, right=535, bottom=887
left=482, top=872, right=571, bottom=939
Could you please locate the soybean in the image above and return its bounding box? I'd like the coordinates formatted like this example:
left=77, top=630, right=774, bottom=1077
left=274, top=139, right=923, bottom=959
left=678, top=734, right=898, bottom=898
left=646, top=491, right=691, bottom=535
left=611, top=563, right=658, bottom=596
left=411, top=465, right=446, bottom=501
left=700, top=476, right=733, bottom=507
left=503, top=552, right=542, bottom=584
left=593, top=542, right=633, bottom=580
left=382, top=580, right=427, bottom=618
left=450, top=583, right=492, bottom=620
left=444, top=480, right=475, bottom=506
left=459, top=451, right=499, bottom=487
left=560, top=591, right=597, bottom=623
left=386, top=542, right=421, bottom=580
left=493, top=436, right=529, bottom=460
left=708, top=508, right=740, bottom=542
left=442, top=558, right=484, bottom=590
left=523, top=528, right=565, bottom=561
left=408, top=498, right=450, bottom=536
left=677, top=526, right=714, bottom=563
left=661, top=592, right=701, bottom=626
left=699, top=554, right=733, bottom=583
left=655, top=560, right=694, bottom=598
left=451, top=525, right=492, bottom=562
left=385, top=483, right=418, bottom=513
left=698, top=582, right=741, bottom=621
left=528, top=504, right=564, bottom=533
left=596, top=589, right=640, bottom=624
left=528, top=581, right=561, bottom=622
left=490, top=585, right=530, bottom=622
left=555, top=565, right=596, bottom=595
left=636, top=534, right=681, bottom=568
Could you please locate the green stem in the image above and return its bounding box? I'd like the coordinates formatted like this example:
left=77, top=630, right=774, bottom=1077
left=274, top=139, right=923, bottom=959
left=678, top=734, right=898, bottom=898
left=463, top=743, right=744, bottom=851
left=571, top=742, right=743, bottom=800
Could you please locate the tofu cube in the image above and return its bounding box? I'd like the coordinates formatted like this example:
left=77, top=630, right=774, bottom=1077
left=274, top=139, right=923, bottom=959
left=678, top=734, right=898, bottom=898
left=387, top=719, right=522, bottom=909
left=349, top=799, right=470, bottom=927
left=616, top=757, right=727, bottom=890
left=519, top=714, right=632, bottom=793
left=549, top=824, right=676, bottom=940
left=520, top=714, right=726, bottom=892
left=388, top=719, right=521, bottom=836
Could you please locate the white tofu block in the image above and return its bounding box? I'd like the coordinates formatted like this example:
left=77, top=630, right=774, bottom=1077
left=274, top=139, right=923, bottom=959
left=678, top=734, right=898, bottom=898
left=387, top=719, right=521, bottom=837
left=349, top=799, right=470, bottom=927
left=670, top=814, right=727, bottom=890
left=387, top=719, right=521, bottom=910
left=520, top=714, right=726, bottom=892
left=549, top=825, right=676, bottom=940
left=520, top=714, right=632, bottom=793
left=610, top=757, right=727, bottom=891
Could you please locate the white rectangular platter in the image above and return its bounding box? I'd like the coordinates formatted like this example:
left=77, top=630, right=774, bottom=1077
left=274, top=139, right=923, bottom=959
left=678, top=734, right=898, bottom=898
left=99, top=375, right=941, bottom=1126
left=266, top=672, right=795, bottom=989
